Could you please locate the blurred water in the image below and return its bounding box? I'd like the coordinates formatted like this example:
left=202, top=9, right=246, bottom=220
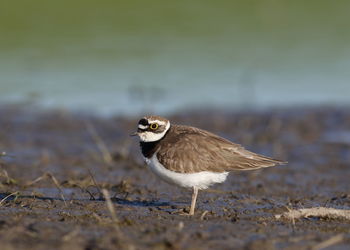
left=1, top=1, right=350, bottom=116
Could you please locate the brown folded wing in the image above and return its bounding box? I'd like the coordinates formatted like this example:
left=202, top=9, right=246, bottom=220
left=157, top=125, right=286, bottom=173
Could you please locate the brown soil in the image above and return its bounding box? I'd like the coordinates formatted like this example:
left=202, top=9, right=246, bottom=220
left=0, top=104, right=349, bottom=250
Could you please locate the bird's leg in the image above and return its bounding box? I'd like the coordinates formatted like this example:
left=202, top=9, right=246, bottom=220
left=189, top=187, right=198, bottom=216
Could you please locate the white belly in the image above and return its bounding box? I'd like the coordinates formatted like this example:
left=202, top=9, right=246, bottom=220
left=145, top=154, right=229, bottom=190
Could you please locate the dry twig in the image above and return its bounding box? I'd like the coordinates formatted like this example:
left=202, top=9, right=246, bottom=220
left=85, top=122, right=113, bottom=165
left=275, top=207, right=350, bottom=220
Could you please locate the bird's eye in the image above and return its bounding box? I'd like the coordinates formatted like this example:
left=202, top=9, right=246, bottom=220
left=150, top=123, right=159, bottom=130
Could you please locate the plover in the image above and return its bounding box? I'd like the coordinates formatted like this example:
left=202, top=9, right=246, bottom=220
left=131, top=116, right=286, bottom=215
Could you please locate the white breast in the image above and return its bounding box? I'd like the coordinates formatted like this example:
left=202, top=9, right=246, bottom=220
left=145, top=154, right=229, bottom=190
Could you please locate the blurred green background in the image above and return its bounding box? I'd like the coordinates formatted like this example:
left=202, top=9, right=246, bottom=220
left=1, top=0, right=350, bottom=115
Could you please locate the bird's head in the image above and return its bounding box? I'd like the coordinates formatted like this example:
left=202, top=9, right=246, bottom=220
left=131, top=116, right=170, bottom=142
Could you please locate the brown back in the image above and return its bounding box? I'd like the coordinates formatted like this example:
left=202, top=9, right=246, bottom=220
left=152, top=125, right=286, bottom=173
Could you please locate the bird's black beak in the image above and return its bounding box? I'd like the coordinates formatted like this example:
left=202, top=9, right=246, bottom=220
left=130, top=132, right=138, bottom=137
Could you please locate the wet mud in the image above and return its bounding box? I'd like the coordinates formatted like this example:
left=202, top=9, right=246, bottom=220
left=0, top=104, right=349, bottom=249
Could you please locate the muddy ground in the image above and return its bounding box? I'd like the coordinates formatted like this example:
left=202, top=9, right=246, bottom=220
left=0, top=104, right=349, bottom=250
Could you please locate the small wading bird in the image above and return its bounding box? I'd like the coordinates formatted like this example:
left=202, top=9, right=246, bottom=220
left=131, top=116, right=286, bottom=215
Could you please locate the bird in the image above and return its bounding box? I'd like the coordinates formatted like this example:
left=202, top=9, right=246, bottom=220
left=131, top=115, right=286, bottom=215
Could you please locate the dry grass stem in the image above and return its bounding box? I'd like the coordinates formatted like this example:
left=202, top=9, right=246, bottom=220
left=92, top=212, right=104, bottom=223
left=1, top=169, right=10, bottom=182
left=101, top=189, right=124, bottom=239
left=27, top=172, right=68, bottom=207
left=85, top=122, right=113, bottom=165
left=62, top=227, right=80, bottom=242
left=200, top=210, right=209, bottom=220
left=0, top=169, right=17, bottom=184
left=312, top=234, right=344, bottom=250
left=102, top=189, right=119, bottom=224
left=47, top=173, right=68, bottom=207
left=87, top=169, right=103, bottom=199
left=0, top=192, right=19, bottom=206
left=27, top=175, right=46, bottom=186
left=284, top=205, right=296, bottom=231
left=275, top=207, right=350, bottom=220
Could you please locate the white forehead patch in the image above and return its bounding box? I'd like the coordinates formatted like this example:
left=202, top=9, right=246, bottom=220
left=138, top=124, right=148, bottom=130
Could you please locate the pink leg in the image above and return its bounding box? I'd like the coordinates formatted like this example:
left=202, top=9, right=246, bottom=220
left=189, top=187, right=198, bottom=215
